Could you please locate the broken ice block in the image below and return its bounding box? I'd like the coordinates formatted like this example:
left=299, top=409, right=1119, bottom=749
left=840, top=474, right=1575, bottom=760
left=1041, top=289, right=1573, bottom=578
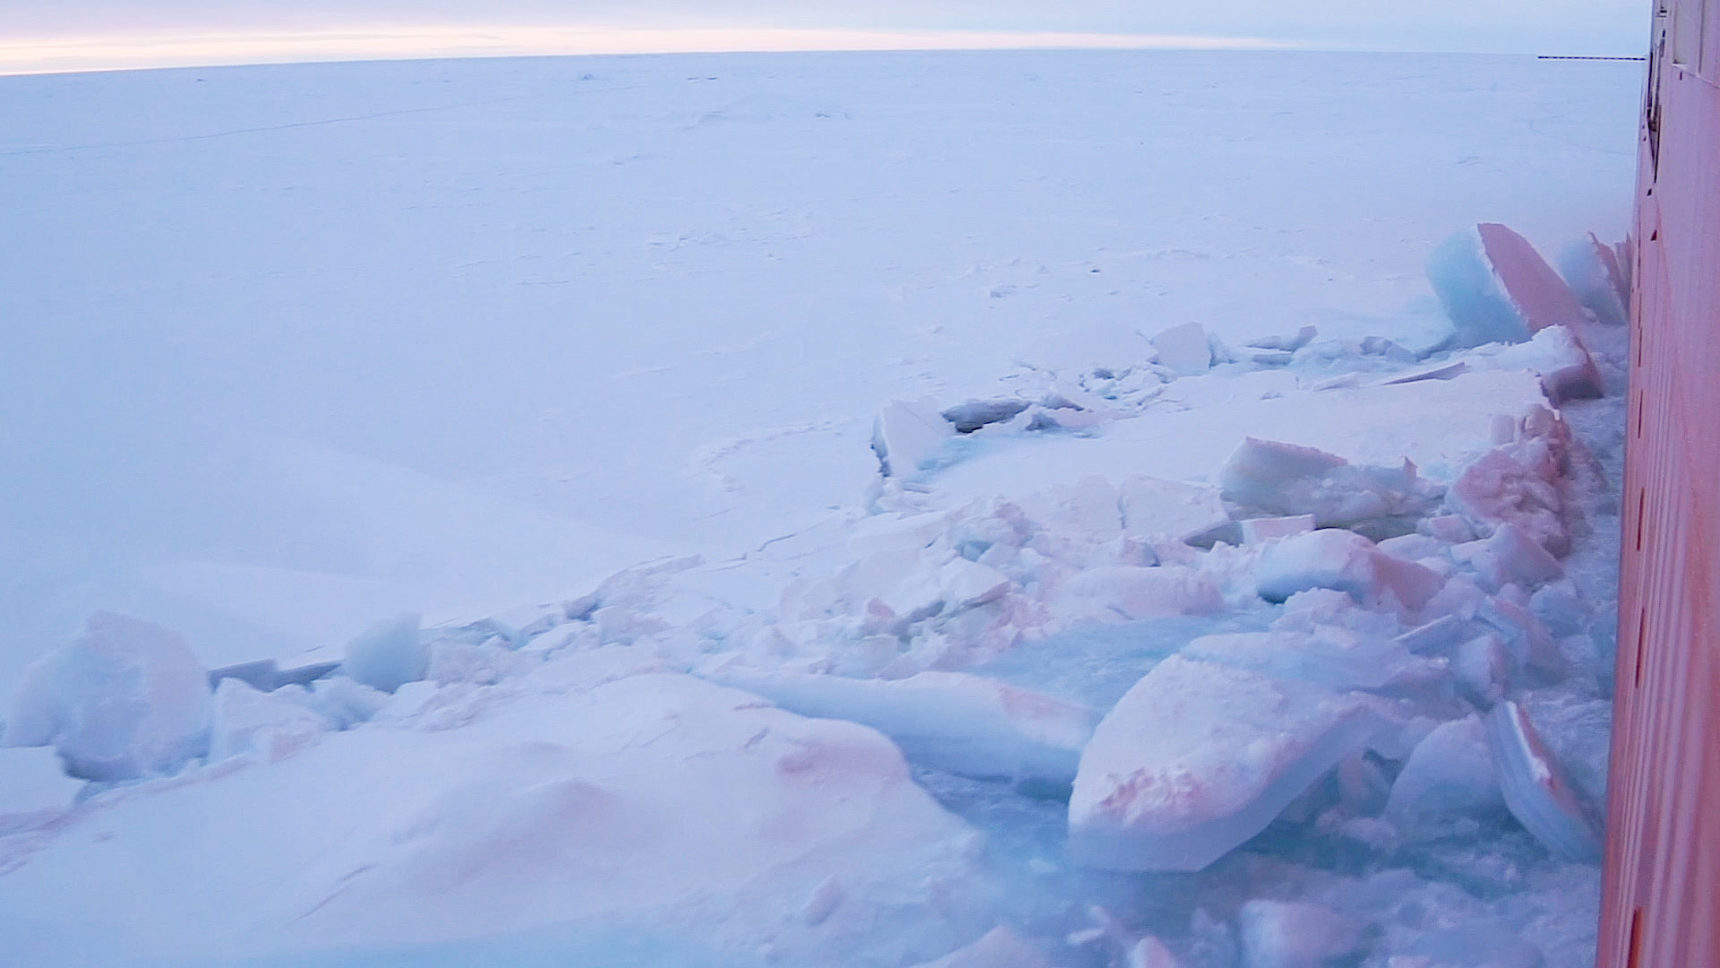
left=4, top=612, right=212, bottom=781
left=1253, top=529, right=1381, bottom=604
left=1384, top=715, right=1505, bottom=821
left=1428, top=223, right=1588, bottom=348
left=1152, top=322, right=1213, bottom=375
left=872, top=397, right=956, bottom=477
left=1482, top=325, right=1603, bottom=403
left=1181, top=628, right=1434, bottom=692
left=941, top=398, right=1031, bottom=433
left=1240, top=515, right=1316, bottom=545
left=1485, top=700, right=1603, bottom=862
left=1057, top=566, right=1225, bottom=622
left=342, top=613, right=427, bottom=694
left=938, top=558, right=1011, bottom=610
left=1118, top=477, right=1232, bottom=543
left=1446, top=448, right=1568, bottom=557
left=1220, top=438, right=1439, bottom=533
left=0, top=746, right=84, bottom=834
left=1557, top=233, right=1630, bottom=326
left=712, top=669, right=1098, bottom=783
left=1068, top=656, right=1393, bottom=871
left=208, top=678, right=327, bottom=763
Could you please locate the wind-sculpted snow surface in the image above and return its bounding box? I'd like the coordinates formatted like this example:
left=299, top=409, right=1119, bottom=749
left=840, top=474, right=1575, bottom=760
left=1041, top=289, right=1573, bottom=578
left=0, top=48, right=1635, bottom=968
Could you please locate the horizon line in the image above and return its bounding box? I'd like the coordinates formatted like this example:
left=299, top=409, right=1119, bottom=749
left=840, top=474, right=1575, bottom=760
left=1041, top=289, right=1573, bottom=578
left=2, top=24, right=1340, bottom=77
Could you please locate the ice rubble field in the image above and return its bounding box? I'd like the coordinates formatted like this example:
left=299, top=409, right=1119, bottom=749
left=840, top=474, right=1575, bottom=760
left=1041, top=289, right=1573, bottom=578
left=0, top=50, right=1639, bottom=967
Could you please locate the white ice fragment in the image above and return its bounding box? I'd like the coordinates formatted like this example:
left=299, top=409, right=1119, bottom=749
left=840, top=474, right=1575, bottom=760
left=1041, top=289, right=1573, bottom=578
left=938, top=558, right=1011, bottom=610
left=841, top=550, right=947, bottom=623
left=1240, top=515, right=1316, bottom=545
left=1373, top=360, right=1470, bottom=386
left=1220, top=438, right=1438, bottom=532
left=1557, top=232, right=1630, bottom=327
left=1238, top=899, right=1364, bottom=968
left=1057, top=566, right=1225, bottom=622
left=1480, top=325, right=1603, bottom=403
left=873, top=396, right=956, bottom=477
left=304, top=675, right=390, bottom=729
left=1119, top=477, right=1232, bottom=543
left=1480, top=522, right=1565, bottom=587
left=848, top=509, right=953, bottom=556
left=342, top=614, right=427, bottom=693
left=1454, top=634, right=1510, bottom=705
left=913, top=927, right=1051, bottom=968
left=1446, top=449, right=1568, bottom=557
left=1182, top=628, right=1433, bottom=692
left=1423, top=515, right=1476, bottom=544
left=713, top=669, right=1098, bottom=783
left=1392, top=615, right=1465, bottom=654
left=1428, top=223, right=1587, bottom=348
left=208, top=678, right=326, bottom=763
left=0, top=747, right=84, bottom=834
left=1486, top=700, right=1603, bottom=862
left=1253, top=530, right=1381, bottom=604
left=4, top=612, right=211, bottom=781
left=1152, top=322, right=1213, bottom=375
left=1068, top=656, right=1393, bottom=872
left=942, top=398, right=1032, bottom=433
left=1384, top=716, right=1504, bottom=821
left=1246, top=325, right=1317, bottom=352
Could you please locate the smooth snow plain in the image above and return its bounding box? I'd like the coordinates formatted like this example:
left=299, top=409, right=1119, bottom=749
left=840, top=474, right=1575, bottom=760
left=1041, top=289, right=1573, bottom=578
left=0, top=49, right=1637, bottom=967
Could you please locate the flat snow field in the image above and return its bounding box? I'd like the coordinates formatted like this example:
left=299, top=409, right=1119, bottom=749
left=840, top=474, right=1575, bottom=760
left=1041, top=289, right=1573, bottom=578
left=0, top=49, right=1637, bottom=967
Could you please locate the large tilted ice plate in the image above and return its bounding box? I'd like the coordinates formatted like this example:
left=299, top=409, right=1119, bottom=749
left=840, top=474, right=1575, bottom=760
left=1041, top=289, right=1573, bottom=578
left=1068, top=655, right=1396, bottom=872
left=919, top=369, right=1552, bottom=508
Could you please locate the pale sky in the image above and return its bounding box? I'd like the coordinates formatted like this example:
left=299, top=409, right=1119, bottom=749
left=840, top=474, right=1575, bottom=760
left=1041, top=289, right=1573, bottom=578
left=1, top=1, right=1652, bottom=74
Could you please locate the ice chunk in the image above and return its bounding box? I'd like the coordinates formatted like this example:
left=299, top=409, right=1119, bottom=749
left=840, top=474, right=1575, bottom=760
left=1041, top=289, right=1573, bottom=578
left=938, top=558, right=1011, bottom=610
left=1220, top=438, right=1439, bottom=533
left=0, top=747, right=84, bottom=834
left=208, top=658, right=340, bottom=693
left=303, top=675, right=390, bottom=729
left=1181, top=628, right=1434, bottom=692
left=1254, top=529, right=1402, bottom=605
left=1246, top=325, right=1318, bottom=352
left=1481, top=522, right=1565, bottom=587
left=1068, top=656, right=1393, bottom=871
left=208, top=678, right=326, bottom=763
left=1486, top=701, right=1602, bottom=862
left=1119, top=477, right=1232, bottom=543
left=941, top=398, right=1031, bottom=433
left=1428, top=223, right=1586, bottom=348
left=1454, top=634, right=1510, bottom=705
left=1240, top=515, right=1315, bottom=545
left=712, top=669, right=1098, bottom=783
left=873, top=396, right=955, bottom=477
left=1238, top=899, right=1364, bottom=968
left=1384, top=715, right=1504, bottom=821
left=1446, top=448, right=1568, bottom=557
left=913, top=927, right=1051, bottom=968
left=342, top=613, right=427, bottom=693
left=1393, top=614, right=1466, bottom=654
left=1481, top=325, right=1603, bottom=403
left=4, top=612, right=211, bottom=781
left=1057, top=566, right=1225, bottom=622
left=1557, top=233, right=1630, bottom=326
left=1152, top=321, right=1213, bottom=375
